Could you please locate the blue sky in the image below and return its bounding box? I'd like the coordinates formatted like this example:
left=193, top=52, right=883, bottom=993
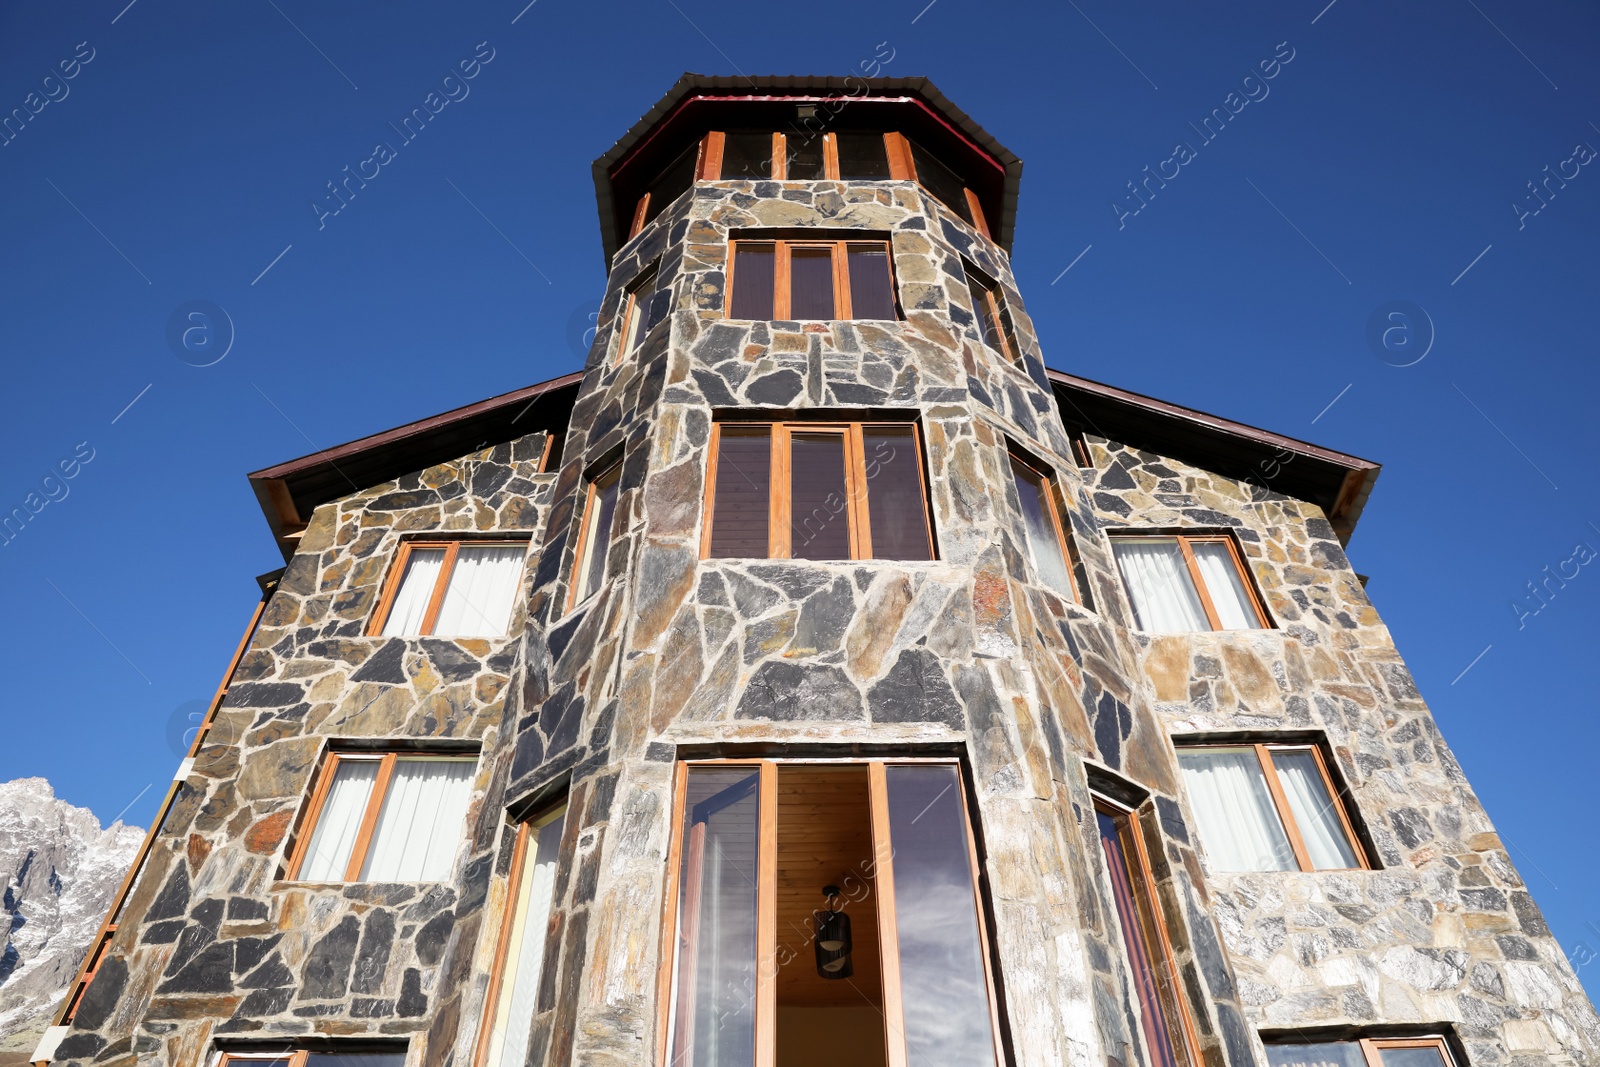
left=2, top=0, right=1597, bottom=993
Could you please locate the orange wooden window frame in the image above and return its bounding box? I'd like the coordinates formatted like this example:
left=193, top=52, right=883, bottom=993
left=963, top=261, right=1018, bottom=363
left=1111, top=532, right=1272, bottom=631
left=283, top=750, right=478, bottom=882
left=1008, top=450, right=1082, bottom=604
left=1179, top=742, right=1369, bottom=872
left=1093, top=797, right=1202, bottom=1067
left=367, top=539, right=529, bottom=637
left=610, top=266, right=657, bottom=366
left=725, top=238, right=897, bottom=321
left=216, top=1053, right=308, bottom=1067
left=1265, top=1036, right=1457, bottom=1066
left=701, top=421, right=935, bottom=561
left=566, top=461, right=622, bottom=613
left=654, top=758, right=1004, bottom=1067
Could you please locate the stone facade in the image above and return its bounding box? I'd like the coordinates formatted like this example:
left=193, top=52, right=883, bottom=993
left=47, top=77, right=1599, bottom=1067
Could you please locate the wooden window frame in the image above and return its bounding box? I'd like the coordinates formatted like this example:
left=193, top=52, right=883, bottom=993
left=1008, top=449, right=1083, bottom=605
left=1093, top=795, right=1203, bottom=1067
left=701, top=421, right=936, bottom=561
left=725, top=237, right=898, bottom=321
left=610, top=264, right=659, bottom=366
left=653, top=757, right=1005, bottom=1067
left=473, top=801, right=569, bottom=1067
left=284, top=750, right=480, bottom=882
left=963, top=259, right=1019, bottom=363
left=897, top=133, right=993, bottom=239
left=629, top=136, right=712, bottom=240
left=567, top=460, right=623, bottom=613
left=1177, top=741, right=1369, bottom=872
left=1110, top=531, right=1272, bottom=631
left=367, top=539, right=530, bottom=637
left=1265, top=1036, right=1458, bottom=1066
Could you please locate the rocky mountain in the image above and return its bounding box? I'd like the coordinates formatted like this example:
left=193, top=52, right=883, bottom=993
left=0, top=779, right=143, bottom=1058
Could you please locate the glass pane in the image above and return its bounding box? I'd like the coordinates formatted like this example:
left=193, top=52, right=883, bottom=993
left=785, top=133, right=825, bottom=179
left=788, top=247, right=835, bottom=320
left=789, top=433, right=851, bottom=560
left=1263, top=1044, right=1367, bottom=1067
left=1097, top=811, right=1182, bottom=1067
left=1379, top=1049, right=1450, bottom=1067
left=306, top=1055, right=407, bottom=1067
left=836, top=132, right=890, bottom=179
left=710, top=428, right=772, bottom=558
left=847, top=245, right=895, bottom=320
left=884, top=765, right=998, bottom=1067
left=1273, top=749, right=1359, bottom=870
left=863, top=427, right=931, bottom=560
left=966, top=273, right=1004, bottom=352
left=1191, top=541, right=1260, bottom=629
left=487, top=810, right=567, bottom=1067
left=721, top=132, right=773, bottom=180
left=434, top=545, right=525, bottom=637
left=380, top=547, right=447, bottom=635
left=361, top=758, right=476, bottom=881
left=299, top=759, right=380, bottom=881
left=577, top=472, right=620, bottom=603
left=668, top=768, right=761, bottom=1067
left=908, top=139, right=973, bottom=223
left=1176, top=749, right=1296, bottom=872
left=1111, top=539, right=1210, bottom=632
left=1010, top=458, right=1072, bottom=597
left=644, top=141, right=700, bottom=225
left=729, top=244, right=775, bottom=320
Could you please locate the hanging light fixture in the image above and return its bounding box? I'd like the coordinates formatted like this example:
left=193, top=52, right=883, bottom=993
left=814, top=885, right=853, bottom=979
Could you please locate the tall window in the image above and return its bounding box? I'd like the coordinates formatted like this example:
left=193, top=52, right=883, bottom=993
left=1008, top=451, right=1084, bottom=603
left=909, top=138, right=978, bottom=228
left=214, top=1051, right=407, bottom=1067
left=727, top=239, right=897, bottom=321
left=1175, top=743, right=1366, bottom=873
left=658, top=760, right=1003, bottom=1067
left=1094, top=799, right=1197, bottom=1067
left=613, top=265, right=662, bottom=366
left=962, top=260, right=1019, bottom=362
left=569, top=461, right=622, bottom=610
left=1110, top=533, right=1269, bottom=633
left=288, top=751, right=477, bottom=882
left=372, top=540, right=527, bottom=638
left=702, top=422, right=934, bottom=562
left=477, top=804, right=568, bottom=1067
left=1264, top=1037, right=1458, bottom=1067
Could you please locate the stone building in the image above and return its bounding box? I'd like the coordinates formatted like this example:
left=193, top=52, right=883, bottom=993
left=33, top=74, right=1600, bottom=1067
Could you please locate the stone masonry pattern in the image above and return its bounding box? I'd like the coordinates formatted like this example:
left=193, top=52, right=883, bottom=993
left=49, top=142, right=1600, bottom=1067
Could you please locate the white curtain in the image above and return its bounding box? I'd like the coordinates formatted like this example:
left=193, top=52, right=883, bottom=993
left=488, top=810, right=567, bottom=1067
left=1176, top=749, right=1296, bottom=871
left=1113, top=540, right=1208, bottom=632
left=300, top=759, right=380, bottom=880
left=434, top=545, right=525, bottom=637
left=1192, top=542, right=1259, bottom=630
left=360, top=759, right=476, bottom=882
left=1274, top=749, right=1359, bottom=869
left=380, top=549, right=447, bottom=636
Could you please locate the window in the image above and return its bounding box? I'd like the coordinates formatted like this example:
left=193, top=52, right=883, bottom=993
left=721, top=131, right=776, bottom=179
left=1095, top=799, right=1198, bottom=1067
left=1008, top=451, right=1086, bottom=603
left=632, top=140, right=701, bottom=234
left=1110, top=533, right=1269, bottom=633
left=569, top=461, right=622, bottom=610
left=962, top=260, right=1019, bottom=362
left=1264, top=1037, right=1457, bottom=1067
left=371, top=540, right=527, bottom=638
left=1176, top=743, right=1366, bottom=872
left=476, top=804, right=568, bottom=1067
left=612, top=265, right=661, bottom=366
left=658, top=760, right=1003, bottom=1067
left=908, top=138, right=976, bottom=227
left=288, top=751, right=477, bottom=882
left=835, top=132, right=891, bottom=179
left=215, top=1052, right=406, bottom=1067
left=716, top=131, right=891, bottom=182
left=727, top=238, right=897, bottom=321
left=702, top=422, right=934, bottom=562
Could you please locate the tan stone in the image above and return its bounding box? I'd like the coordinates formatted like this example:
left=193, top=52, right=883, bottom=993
left=844, top=574, right=913, bottom=679
left=1143, top=637, right=1190, bottom=702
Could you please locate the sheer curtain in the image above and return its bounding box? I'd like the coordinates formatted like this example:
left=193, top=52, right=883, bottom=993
left=434, top=545, right=525, bottom=637
left=1273, top=749, right=1358, bottom=869
left=487, top=810, right=567, bottom=1067
left=1192, top=542, right=1259, bottom=630
left=300, top=760, right=380, bottom=880
left=360, top=759, right=475, bottom=882
left=381, top=549, right=446, bottom=636
left=1113, top=540, right=1208, bottom=632
left=1012, top=462, right=1072, bottom=596
left=1176, top=749, right=1296, bottom=871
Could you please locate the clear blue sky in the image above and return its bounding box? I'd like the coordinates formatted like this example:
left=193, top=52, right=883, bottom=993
left=3, top=0, right=1597, bottom=993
